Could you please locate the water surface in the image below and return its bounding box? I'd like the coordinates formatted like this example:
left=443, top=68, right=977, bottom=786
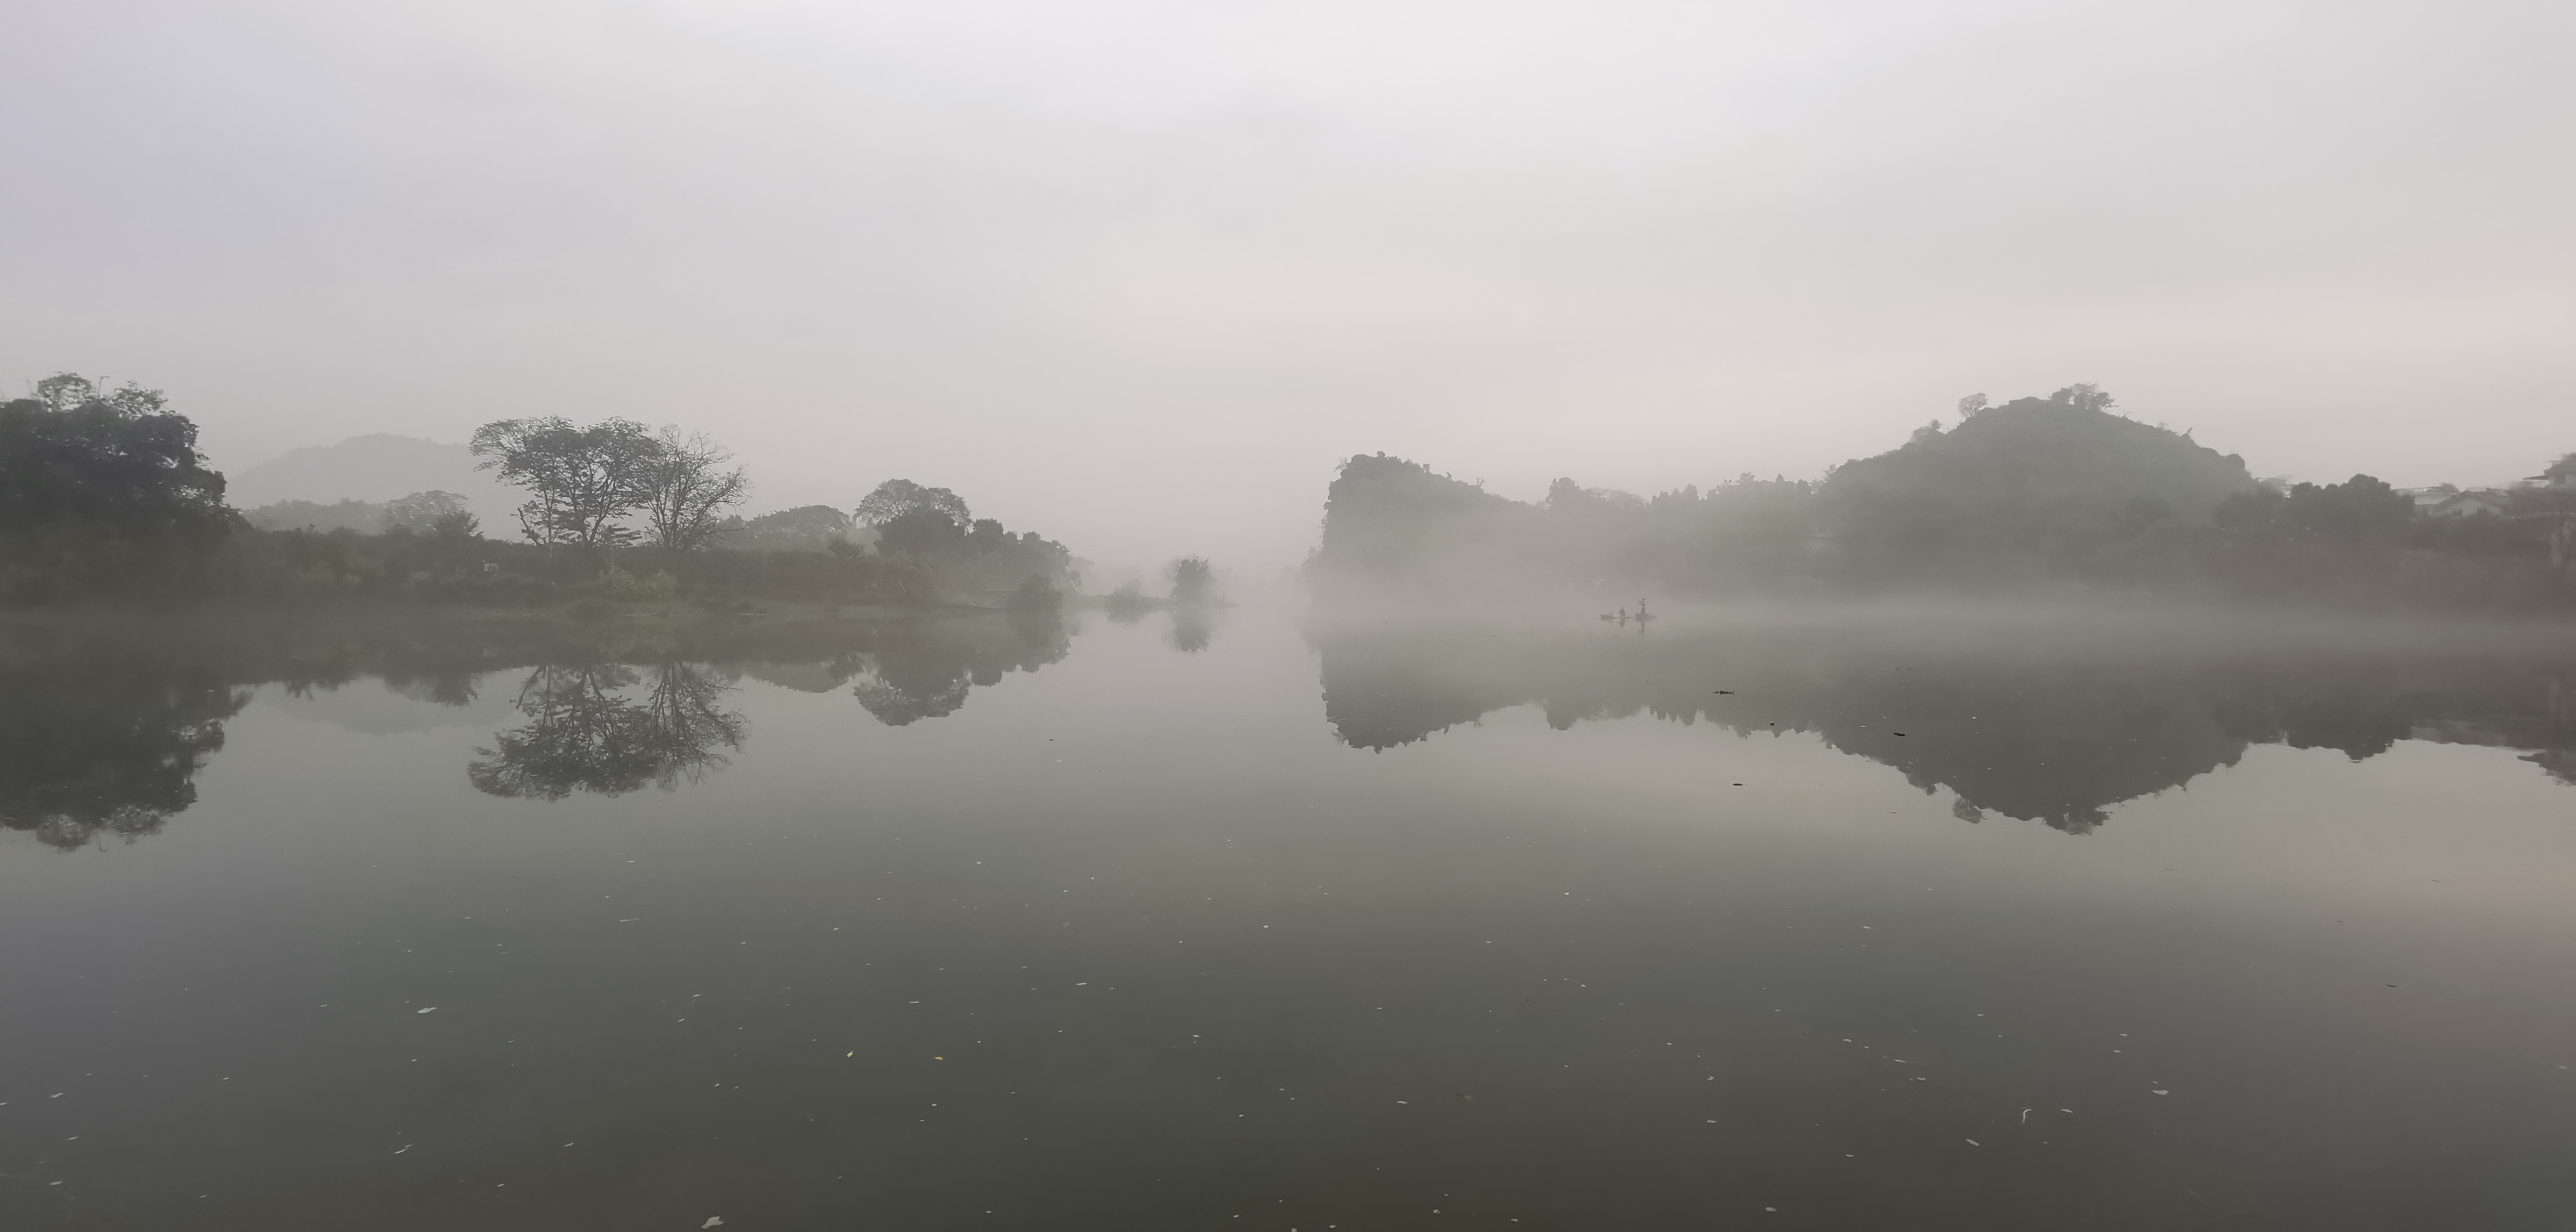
left=3, top=606, right=2572, bottom=1229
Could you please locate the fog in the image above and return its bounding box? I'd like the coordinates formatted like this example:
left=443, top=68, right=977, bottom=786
left=6, top=0, right=2571, bottom=571
left=11, top=12, right=2576, bottom=1219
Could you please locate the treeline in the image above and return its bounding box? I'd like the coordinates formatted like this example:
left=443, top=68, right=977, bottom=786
left=1308, top=386, right=2576, bottom=609
left=0, top=376, right=1079, bottom=609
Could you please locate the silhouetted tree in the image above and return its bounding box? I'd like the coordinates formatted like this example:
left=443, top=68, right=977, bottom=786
left=862, top=485, right=1075, bottom=604
left=638, top=426, right=749, bottom=552
left=0, top=375, right=230, bottom=537
left=469, top=417, right=659, bottom=553
left=0, top=375, right=238, bottom=600
left=1166, top=556, right=1214, bottom=604
left=2048, top=382, right=2116, bottom=413
left=856, top=479, right=970, bottom=529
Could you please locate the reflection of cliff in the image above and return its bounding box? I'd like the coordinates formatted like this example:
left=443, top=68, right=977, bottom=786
left=0, top=648, right=248, bottom=848
left=1311, top=620, right=2576, bottom=833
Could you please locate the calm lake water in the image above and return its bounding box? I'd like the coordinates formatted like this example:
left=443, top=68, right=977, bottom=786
left=3, top=604, right=2573, bottom=1230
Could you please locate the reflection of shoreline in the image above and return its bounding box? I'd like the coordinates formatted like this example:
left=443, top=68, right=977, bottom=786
left=1098, top=596, right=1223, bottom=653
left=0, top=609, right=1078, bottom=841
left=738, top=611, right=1073, bottom=725
left=262, top=676, right=517, bottom=735
left=1309, top=614, right=2576, bottom=833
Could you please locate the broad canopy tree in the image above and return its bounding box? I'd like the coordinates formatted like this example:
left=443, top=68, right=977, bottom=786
left=855, top=479, right=970, bottom=529
left=0, top=374, right=230, bottom=538
left=470, top=417, right=747, bottom=554
left=470, top=417, right=660, bottom=553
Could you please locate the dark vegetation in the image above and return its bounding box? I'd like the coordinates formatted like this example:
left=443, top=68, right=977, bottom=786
left=1, top=375, right=235, bottom=601
left=1309, top=384, right=2576, bottom=609
left=0, top=375, right=1081, bottom=610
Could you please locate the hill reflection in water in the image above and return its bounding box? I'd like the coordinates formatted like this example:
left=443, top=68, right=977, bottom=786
left=1311, top=611, right=2576, bottom=833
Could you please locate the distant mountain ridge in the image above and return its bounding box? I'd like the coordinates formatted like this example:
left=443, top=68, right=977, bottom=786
left=229, top=435, right=522, bottom=527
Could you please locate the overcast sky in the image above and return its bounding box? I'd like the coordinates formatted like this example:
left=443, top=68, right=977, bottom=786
left=5, top=0, right=2570, bottom=572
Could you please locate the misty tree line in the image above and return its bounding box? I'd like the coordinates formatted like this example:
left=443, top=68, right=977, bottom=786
left=1311, top=384, right=2576, bottom=607
left=463, top=419, right=1086, bottom=582
left=0, top=375, right=1089, bottom=604
left=467, top=417, right=1195, bottom=610
left=242, top=491, right=481, bottom=540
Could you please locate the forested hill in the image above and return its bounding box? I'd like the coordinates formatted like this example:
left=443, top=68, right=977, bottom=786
left=1313, top=454, right=1534, bottom=591
left=1818, top=395, right=2258, bottom=583
left=1307, top=387, right=2574, bottom=606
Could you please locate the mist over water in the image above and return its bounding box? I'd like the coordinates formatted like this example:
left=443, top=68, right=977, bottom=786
left=4, top=603, right=2572, bottom=1228
left=7, top=1, right=2576, bottom=1225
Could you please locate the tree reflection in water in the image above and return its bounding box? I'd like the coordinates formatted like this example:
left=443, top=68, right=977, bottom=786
left=0, top=610, right=1081, bottom=841
left=0, top=651, right=248, bottom=848
left=468, top=661, right=746, bottom=799
left=1167, top=606, right=1213, bottom=653
left=847, top=610, right=1070, bottom=726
